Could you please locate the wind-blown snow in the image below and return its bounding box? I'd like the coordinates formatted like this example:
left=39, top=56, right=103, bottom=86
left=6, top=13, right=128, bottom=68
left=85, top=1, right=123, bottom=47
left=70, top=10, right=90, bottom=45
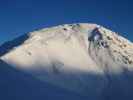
left=0, top=23, right=133, bottom=100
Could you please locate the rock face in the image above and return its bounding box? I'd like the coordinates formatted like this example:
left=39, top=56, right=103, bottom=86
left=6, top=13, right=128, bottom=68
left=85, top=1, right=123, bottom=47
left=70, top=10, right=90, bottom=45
left=0, top=23, right=133, bottom=100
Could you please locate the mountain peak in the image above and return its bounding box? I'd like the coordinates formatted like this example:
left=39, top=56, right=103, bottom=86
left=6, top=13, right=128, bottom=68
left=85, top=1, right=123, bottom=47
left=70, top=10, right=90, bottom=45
left=0, top=23, right=133, bottom=99
left=0, top=23, right=133, bottom=66
left=0, top=23, right=132, bottom=72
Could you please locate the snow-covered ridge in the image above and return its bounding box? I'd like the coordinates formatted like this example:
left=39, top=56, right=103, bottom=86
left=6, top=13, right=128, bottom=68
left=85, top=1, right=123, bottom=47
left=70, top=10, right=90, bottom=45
left=0, top=23, right=133, bottom=99
left=1, top=23, right=133, bottom=66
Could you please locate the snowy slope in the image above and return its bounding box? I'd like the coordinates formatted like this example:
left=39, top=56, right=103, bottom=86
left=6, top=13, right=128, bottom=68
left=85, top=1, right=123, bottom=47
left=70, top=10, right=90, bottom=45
left=0, top=23, right=133, bottom=100
left=0, top=59, right=86, bottom=100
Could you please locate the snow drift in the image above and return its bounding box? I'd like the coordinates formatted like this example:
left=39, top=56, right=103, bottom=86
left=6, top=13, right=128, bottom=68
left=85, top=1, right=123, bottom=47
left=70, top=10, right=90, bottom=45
left=0, top=23, right=133, bottom=100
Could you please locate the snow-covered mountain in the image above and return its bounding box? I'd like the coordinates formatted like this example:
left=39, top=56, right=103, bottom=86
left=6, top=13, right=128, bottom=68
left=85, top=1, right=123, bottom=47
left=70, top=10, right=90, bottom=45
left=0, top=23, right=133, bottom=100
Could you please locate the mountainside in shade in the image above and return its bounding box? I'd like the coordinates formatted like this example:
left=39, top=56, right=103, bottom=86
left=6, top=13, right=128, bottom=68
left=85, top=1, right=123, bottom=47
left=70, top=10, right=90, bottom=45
left=0, top=60, right=85, bottom=100
left=0, top=23, right=133, bottom=100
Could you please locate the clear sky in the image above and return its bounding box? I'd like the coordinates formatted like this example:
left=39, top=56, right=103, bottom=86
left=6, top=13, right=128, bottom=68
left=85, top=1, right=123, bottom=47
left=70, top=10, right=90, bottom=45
left=0, top=0, right=133, bottom=45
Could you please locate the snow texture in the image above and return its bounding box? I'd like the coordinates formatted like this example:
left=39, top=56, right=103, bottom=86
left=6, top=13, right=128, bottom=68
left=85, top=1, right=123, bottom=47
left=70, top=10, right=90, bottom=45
left=0, top=23, right=133, bottom=100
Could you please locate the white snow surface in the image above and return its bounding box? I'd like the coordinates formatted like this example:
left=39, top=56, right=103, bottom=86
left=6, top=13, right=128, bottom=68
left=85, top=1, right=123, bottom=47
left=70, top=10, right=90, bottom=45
left=0, top=23, right=133, bottom=99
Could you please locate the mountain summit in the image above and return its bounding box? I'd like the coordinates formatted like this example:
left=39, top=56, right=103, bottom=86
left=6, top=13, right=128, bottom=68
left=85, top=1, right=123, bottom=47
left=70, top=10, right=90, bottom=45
left=0, top=23, right=133, bottom=100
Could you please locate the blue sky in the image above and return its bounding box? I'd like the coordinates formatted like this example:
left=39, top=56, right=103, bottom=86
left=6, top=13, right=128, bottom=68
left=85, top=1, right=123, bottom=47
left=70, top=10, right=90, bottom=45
left=0, top=0, right=133, bottom=45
